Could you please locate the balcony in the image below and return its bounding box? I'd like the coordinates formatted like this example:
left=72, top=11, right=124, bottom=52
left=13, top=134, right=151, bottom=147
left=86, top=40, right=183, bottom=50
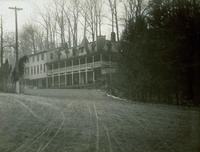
left=47, top=61, right=113, bottom=75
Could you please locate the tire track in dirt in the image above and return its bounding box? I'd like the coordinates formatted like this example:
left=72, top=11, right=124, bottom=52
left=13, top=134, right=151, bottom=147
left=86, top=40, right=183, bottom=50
left=97, top=99, right=176, bottom=152
left=36, top=102, right=73, bottom=152
left=134, top=114, right=177, bottom=152
left=9, top=95, right=72, bottom=152
left=12, top=120, right=53, bottom=152
left=113, top=106, right=176, bottom=152
left=103, top=124, right=113, bottom=152
left=97, top=110, right=123, bottom=152
left=93, top=103, right=121, bottom=152
left=10, top=97, right=42, bottom=121
left=86, top=103, right=92, bottom=150
left=114, top=103, right=177, bottom=152
left=93, top=103, right=100, bottom=152
left=10, top=97, right=60, bottom=152
left=37, top=111, right=65, bottom=152
left=95, top=103, right=147, bottom=152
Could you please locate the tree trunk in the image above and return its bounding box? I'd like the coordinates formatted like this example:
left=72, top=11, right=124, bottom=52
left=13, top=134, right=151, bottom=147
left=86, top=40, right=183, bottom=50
left=114, top=0, right=119, bottom=41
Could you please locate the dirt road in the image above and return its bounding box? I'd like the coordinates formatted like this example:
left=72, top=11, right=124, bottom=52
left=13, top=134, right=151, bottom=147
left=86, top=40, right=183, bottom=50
left=0, top=89, right=199, bottom=152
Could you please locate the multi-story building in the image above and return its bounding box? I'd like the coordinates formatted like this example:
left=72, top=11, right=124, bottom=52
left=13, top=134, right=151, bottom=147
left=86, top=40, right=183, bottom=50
left=23, top=36, right=118, bottom=89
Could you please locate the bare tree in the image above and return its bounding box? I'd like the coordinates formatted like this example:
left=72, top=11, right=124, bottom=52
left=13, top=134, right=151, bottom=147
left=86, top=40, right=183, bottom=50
left=80, top=0, right=104, bottom=43
left=108, top=0, right=120, bottom=41
left=20, top=24, right=36, bottom=54
left=85, top=0, right=96, bottom=42
left=114, top=0, right=120, bottom=41
left=36, top=4, right=58, bottom=50
left=108, top=0, right=115, bottom=33
left=20, top=23, right=46, bottom=55
left=123, top=0, right=147, bottom=21
left=53, top=0, right=67, bottom=47
left=71, top=0, right=80, bottom=48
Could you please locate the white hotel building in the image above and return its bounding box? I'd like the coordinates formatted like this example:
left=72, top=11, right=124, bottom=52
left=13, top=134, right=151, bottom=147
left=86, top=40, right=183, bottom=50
left=23, top=36, right=118, bottom=89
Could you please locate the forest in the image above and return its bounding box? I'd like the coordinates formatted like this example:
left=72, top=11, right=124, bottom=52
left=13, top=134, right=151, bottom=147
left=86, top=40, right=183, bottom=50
left=115, top=0, right=200, bottom=106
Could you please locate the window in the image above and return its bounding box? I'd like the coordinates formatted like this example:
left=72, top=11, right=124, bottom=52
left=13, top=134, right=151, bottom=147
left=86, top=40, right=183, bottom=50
left=27, top=68, right=29, bottom=75
left=66, top=60, right=72, bottom=67
left=47, top=64, right=52, bottom=71
left=50, top=53, right=54, bottom=60
left=60, top=61, right=65, bottom=68
left=32, top=56, right=35, bottom=62
left=94, top=54, right=100, bottom=62
left=40, top=64, right=43, bottom=73
left=102, top=54, right=109, bottom=61
left=31, top=67, right=33, bottom=75
left=73, top=58, right=79, bottom=66
left=37, top=65, right=39, bottom=74
left=37, top=55, right=39, bottom=61
left=80, top=57, right=85, bottom=64
left=41, top=54, right=44, bottom=60
left=87, top=56, right=93, bottom=63
left=44, top=64, right=46, bottom=72
left=54, top=63, right=58, bottom=69
left=34, top=66, right=36, bottom=75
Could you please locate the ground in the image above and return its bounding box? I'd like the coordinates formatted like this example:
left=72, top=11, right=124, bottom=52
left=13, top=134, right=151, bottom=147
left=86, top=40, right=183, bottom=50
left=0, top=89, right=200, bottom=152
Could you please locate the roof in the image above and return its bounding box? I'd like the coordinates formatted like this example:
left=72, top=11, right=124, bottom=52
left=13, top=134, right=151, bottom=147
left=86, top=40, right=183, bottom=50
left=26, top=37, right=118, bottom=58
left=79, top=37, right=89, bottom=47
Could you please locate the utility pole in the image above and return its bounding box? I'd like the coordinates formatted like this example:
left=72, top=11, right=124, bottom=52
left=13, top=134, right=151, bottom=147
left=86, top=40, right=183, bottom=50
left=9, top=6, right=23, bottom=93
left=0, top=16, right=3, bottom=67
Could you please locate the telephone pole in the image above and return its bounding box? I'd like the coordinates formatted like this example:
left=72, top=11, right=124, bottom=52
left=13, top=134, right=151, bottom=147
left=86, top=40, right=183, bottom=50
left=9, top=6, right=23, bottom=93
left=0, top=16, right=3, bottom=67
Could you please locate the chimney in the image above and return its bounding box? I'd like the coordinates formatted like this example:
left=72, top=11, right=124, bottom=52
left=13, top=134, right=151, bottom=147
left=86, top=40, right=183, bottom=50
left=111, top=32, right=116, bottom=42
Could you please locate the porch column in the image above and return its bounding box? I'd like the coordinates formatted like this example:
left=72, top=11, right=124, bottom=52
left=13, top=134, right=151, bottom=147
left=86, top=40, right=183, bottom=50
left=85, top=57, right=88, bottom=84
left=93, top=71, right=95, bottom=83
left=92, top=56, right=95, bottom=83
left=79, top=58, right=81, bottom=85
left=46, top=77, right=48, bottom=88
left=52, top=75, right=54, bottom=88
left=58, top=62, right=60, bottom=88
left=65, top=73, right=67, bottom=87
left=72, top=60, right=74, bottom=86
left=65, top=61, right=67, bottom=87
left=52, top=63, right=54, bottom=87
left=58, top=74, right=61, bottom=88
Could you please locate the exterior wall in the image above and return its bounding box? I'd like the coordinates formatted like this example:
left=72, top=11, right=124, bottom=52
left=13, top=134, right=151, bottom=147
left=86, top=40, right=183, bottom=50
left=24, top=52, right=48, bottom=80
left=23, top=39, right=118, bottom=89
left=44, top=53, right=117, bottom=89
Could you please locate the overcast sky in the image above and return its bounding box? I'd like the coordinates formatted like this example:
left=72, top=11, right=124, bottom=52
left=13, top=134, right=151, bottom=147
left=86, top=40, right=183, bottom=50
left=0, top=0, right=49, bottom=32
left=0, top=0, right=125, bottom=41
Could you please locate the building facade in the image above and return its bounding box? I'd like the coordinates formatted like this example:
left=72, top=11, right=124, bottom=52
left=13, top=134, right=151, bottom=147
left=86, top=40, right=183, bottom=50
left=23, top=37, right=118, bottom=89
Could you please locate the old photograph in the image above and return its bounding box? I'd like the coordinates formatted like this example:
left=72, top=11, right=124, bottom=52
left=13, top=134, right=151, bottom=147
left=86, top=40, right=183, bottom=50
left=0, top=0, right=200, bottom=151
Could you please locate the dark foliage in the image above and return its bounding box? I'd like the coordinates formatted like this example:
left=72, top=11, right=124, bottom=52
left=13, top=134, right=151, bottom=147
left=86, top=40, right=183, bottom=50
left=118, top=0, right=200, bottom=105
left=12, top=55, right=28, bottom=82
left=0, top=60, right=12, bottom=92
